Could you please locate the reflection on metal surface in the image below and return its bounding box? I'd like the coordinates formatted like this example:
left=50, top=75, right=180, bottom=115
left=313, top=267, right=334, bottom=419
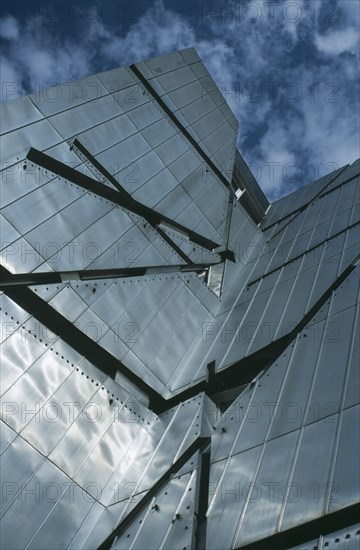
left=207, top=262, right=225, bottom=297
left=0, top=48, right=359, bottom=549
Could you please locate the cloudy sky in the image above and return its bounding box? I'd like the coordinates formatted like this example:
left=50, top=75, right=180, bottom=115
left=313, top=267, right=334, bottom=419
left=1, top=0, right=359, bottom=200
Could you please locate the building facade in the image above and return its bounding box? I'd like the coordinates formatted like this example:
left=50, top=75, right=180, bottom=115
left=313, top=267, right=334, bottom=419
left=0, top=48, right=359, bottom=549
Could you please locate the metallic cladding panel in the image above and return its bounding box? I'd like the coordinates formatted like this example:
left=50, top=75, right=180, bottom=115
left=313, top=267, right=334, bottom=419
left=185, top=224, right=357, bottom=378
left=234, top=430, right=299, bottom=547
left=204, top=263, right=360, bottom=548
left=329, top=404, right=360, bottom=513
left=281, top=416, right=338, bottom=531
left=320, top=160, right=360, bottom=196
left=2, top=177, right=84, bottom=235
left=0, top=96, right=42, bottom=134
left=1, top=118, right=63, bottom=167
left=1, top=446, right=70, bottom=550
left=250, top=187, right=358, bottom=285
left=304, top=306, right=357, bottom=425
left=68, top=502, right=112, bottom=550
left=289, top=523, right=360, bottom=550
left=28, top=75, right=109, bottom=117
left=76, top=112, right=139, bottom=157
left=232, top=149, right=269, bottom=213
left=135, top=48, right=238, bottom=184
left=95, top=63, right=232, bottom=244
left=261, top=166, right=347, bottom=229
left=109, top=465, right=198, bottom=550
left=206, top=446, right=263, bottom=549
left=0, top=420, right=17, bottom=454
left=160, top=225, right=222, bottom=265
left=1, top=159, right=50, bottom=209
left=0, top=299, right=214, bottom=548
left=47, top=94, right=124, bottom=140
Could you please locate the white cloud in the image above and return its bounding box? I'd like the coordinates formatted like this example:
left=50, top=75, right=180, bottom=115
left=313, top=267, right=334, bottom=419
left=0, top=15, right=19, bottom=40
left=0, top=55, right=24, bottom=101
left=315, top=27, right=359, bottom=56
left=101, top=1, right=196, bottom=64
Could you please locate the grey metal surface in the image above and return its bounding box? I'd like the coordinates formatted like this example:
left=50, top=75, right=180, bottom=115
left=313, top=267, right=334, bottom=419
left=206, top=264, right=360, bottom=548
left=261, top=165, right=349, bottom=230
left=136, top=48, right=238, bottom=186
left=108, top=463, right=198, bottom=550
left=0, top=294, right=217, bottom=549
left=232, top=149, right=269, bottom=222
left=289, top=523, right=360, bottom=549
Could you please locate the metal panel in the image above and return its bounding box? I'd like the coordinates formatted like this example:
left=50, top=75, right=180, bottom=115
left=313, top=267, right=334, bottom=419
left=150, top=292, right=209, bottom=388
left=0, top=293, right=32, bottom=342
left=153, top=65, right=197, bottom=93
left=167, top=79, right=205, bottom=110
left=0, top=214, right=21, bottom=249
left=132, top=167, right=179, bottom=207
left=154, top=182, right=192, bottom=220
left=1, top=236, right=46, bottom=273
left=0, top=159, right=49, bottom=208
left=246, top=276, right=295, bottom=356
left=289, top=523, right=360, bottom=550
left=234, top=430, right=299, bottom=547
left=305, top=306, right=357, bottom=425
left=24, top=194, right=115, bottom=268
left=206, top=446, right=263, bottom=550
left=160, top=225, right=221, bottom=265
left=268, top=327, right=324, bottom=440
left=49, top=285, right=89, bottom=322
left=129, top=280, right=196, bottom=368
left=328, top=405, right=360, bottom=513
left=28, top=74, right=109, bottom=116
left=96, top=131, right=151, bottom=176
left=0, top=434, right=45, bottom=527
left=155, top=133, right=189, bottom=165
left=2, top=178, right=84, bottom=235
left=141, top=117, right=177, bottom=148
left=344, top=312, right=360, bottom=409
left=275, top=263, right=318, bottom=336
left=0, top=420, right=16, bottom=454
left=193, top=109, right=228, bottom=141
left=26, top=478, right=94, bottom=550
left=181, top=95, right=217, bottom=125
left=262, top=167, right=345, bottom=229
left=1, top=346, right=72, bottom=435
left=0, top=95, right=42, bottom=134
left=117, top=149, right=166, bottom=194
left=143, top=50, right=187, bottom=77
left=68, top=502, right=109, bottom=550
left=280, top=416, right=338, bottom=531
left=0, top=328, right=49, bottom=396
left=98, top=395, right=207, bottom=506
left=167, top=148, right=203, bottom=183
left=1, top=299, right=211, bottom=550
left=21, top=365, right=107, bottom=457
left=336, top=179, right=359, bottom=215
left=1, top=449, right=91, bottom=550
left=1, top=118, right=62, bottom=166
left=110, top=468, right=197, bottom=550
left=321, top=164, right=360, bottom=196
left=47, top=93, right=124, bottom=139
left=76, top=112, right=138, bottom=155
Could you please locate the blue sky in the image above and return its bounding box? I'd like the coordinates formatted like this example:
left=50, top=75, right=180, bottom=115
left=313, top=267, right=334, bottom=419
left=0, top=0, right=359, bottom=200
